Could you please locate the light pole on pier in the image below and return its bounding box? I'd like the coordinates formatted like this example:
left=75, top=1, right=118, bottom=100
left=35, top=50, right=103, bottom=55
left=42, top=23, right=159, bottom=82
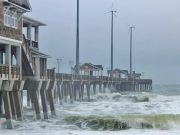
left=56, top=58, right=62, bottom=74
left=130, top=26, right=135, bottom=78
left=108, top=10, right=117, bottom=77
left=76, top=0, right=80, bottom=75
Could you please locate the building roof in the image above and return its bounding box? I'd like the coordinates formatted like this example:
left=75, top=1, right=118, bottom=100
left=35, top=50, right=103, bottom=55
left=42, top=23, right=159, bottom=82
left=78, top=63, right=103, bottom=71
left=6, top=0, right=31, bottom=11
left=23, top=16, right=46, bottom=27
left=31, top=49, right=50, bottom=59
left=95, top=65, right=103, bottom=70
left=107, top=69, right=129, bottom=74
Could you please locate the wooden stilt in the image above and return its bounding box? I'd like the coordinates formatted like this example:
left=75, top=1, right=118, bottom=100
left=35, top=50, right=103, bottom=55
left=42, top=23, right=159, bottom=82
left=13, top=91, right=23, bottom=121
left=47, top=81, right=56, bottom=116
left=73, top=84, right=77, bottom=101
left=25, top=80, right=41, bottom=120
left=57, top=82, right=63, bottom=105
left=27, top=91, right=31, bottom=107
left=9, top=92, right=17, bottom=120
left=81, top=84, right=84, bottom=100
left=40, top=81, right=49, bottom=119
left=93, top=84, right=96, bottom=94
left=0, top=92, right=3, bottom=115
left=64, top=83, right=68, bottom=103
left=99, top=84, right=102, bottom=93
left=69, top=83, right=74, bottom=103
left=2, top=91, right=14, bottom=129
left=86, top=84, right=90, bottom=102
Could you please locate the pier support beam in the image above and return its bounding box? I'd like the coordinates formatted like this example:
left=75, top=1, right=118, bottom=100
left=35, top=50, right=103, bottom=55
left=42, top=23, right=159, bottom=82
left=73, top=84, right=77, bottom=101
left=48, top=81, right=57, bottom=116
left=1, top=80, right=17, bottom=129
left=40, top=81, right=49, bottom=119
left=57, top=82, right=63, bottom=105
left=13, top=91, right=23, bottom=121
left=86, top=84, right=91, bottom=102
left=99, top=83, right=102, bottom=93
left=77, top=83, right=82, bottom=101
left=103, top=84, right=106, bottom=93
left=93, top=84, right=96, bottom=94
left=9, top=92, right=16, bottom=120
left=2, top=91, right=14, bottom=129
left=0, top=92, right=3, bottom=115
left=24, top=80, right=41, bottom=120
left=81, top=84, right=84, bottom=101
left=69, top=83, right=74, bottom=103
left=27, top=91, right=31, bottom=107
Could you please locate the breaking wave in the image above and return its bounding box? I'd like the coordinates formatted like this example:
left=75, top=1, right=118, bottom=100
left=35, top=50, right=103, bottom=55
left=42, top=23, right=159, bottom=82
left=93, top=92, right=151, bottom=103
left=64, top=114, right=180, bottom=130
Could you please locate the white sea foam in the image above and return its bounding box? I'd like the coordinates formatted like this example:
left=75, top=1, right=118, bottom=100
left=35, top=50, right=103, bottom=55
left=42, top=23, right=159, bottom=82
left=1, top=86, right=180, bottom=134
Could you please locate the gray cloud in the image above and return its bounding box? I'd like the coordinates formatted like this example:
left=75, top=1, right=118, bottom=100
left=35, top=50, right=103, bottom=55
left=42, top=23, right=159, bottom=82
left=27, top=0, right=180, bottom=84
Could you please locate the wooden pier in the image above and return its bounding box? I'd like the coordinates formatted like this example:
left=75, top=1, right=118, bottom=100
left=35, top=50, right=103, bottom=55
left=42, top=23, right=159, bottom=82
left=0, top=69, right=152, bottom=128
left=0, top=0, right=152, bottom=129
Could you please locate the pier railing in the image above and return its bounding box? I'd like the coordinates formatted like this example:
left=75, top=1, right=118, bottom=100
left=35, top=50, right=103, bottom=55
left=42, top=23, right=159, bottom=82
left=46, top=69, right=152, bottom=84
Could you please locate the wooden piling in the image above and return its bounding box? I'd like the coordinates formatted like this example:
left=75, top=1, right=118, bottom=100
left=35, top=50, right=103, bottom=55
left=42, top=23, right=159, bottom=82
left=81, top=84, right=84, bottom=101
left=9, top=92, right=17, bottom=120
left=2, top=91, right=14, bottom=129
left=99, top=83, right=102, bottom=93
left=27, top=91, right=31, bottom=107
left=0, top=91, right=3, bottom=115
left=93, top=84, right=96, bottom=94
left=1, top=80, right=16, bottom=129
left=73, top=84, right=77, bottom=101
left=57, top=81, right=63, bottom=105
left=13, top=91, right=23, bottom=121
left=77, top=84, right=81, bottom=101
left=64, top=83, right=68, bottom=103
left=24, top=80, right=41, bottom=120
left=103, top=84, right=106, bottom=93
left=47, top=81, right=57, bottom=116
left=86, top=84, right=90, bottom=102
left=40, top=81, right=49, bottom=119
left=69, top=83, right=74, bottom=103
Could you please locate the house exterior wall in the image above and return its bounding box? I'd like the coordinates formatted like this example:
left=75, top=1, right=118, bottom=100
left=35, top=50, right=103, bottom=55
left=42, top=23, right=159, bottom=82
left=0, top=1, right=23, bottom=41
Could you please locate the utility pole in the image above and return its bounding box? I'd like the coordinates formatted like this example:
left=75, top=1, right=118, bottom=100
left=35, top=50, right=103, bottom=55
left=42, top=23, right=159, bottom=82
left=56, top=58, right=62, bottom=74
left=108, top=10, right=117, bottom=77
left=76, top=0, right=80, bottom=74
left=130, top=26, right=135, bottom=78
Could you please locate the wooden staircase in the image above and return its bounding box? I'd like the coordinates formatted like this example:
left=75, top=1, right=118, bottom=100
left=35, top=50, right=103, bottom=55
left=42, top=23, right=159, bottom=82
left=22, top=35, right=34, bottom=77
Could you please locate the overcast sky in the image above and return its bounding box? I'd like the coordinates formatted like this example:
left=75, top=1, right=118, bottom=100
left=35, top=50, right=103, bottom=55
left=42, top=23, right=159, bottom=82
left=27, top=0, right=180, bottom=84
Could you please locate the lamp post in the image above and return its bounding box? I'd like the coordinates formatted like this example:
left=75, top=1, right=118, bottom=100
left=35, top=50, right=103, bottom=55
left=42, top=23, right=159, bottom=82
left=76, top=0, right=80, bottom=74
left=130, top=26, right=135, bottom=78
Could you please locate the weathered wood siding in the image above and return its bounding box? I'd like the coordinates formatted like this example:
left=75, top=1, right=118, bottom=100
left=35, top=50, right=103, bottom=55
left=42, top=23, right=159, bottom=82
left=0, top=1, right=23, bottom=41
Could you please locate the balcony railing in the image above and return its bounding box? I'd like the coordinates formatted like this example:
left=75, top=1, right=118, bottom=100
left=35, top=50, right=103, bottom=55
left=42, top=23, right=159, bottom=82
left=32, top=41, right=38, bottom=48
left=25, top=38, right=39, bottom=49
left=0, top=64, right=20, bottom=80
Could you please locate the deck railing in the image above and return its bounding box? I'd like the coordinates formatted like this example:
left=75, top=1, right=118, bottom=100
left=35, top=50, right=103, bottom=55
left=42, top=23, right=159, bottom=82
left=32, top=41, right=39, bottom=48
left=25, top=39, right=39, bottom=49
left=0, top=64, right=20, bottom=80
left=46, top=69, right=152, bottom=84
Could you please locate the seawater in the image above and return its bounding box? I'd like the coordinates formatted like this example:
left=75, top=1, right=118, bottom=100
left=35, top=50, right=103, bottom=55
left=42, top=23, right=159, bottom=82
left=1, top=84, right=180, bottom=135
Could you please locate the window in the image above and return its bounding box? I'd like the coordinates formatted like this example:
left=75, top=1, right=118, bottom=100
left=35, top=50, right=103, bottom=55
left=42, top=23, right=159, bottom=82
left=4, top=9, right=18, bottom=29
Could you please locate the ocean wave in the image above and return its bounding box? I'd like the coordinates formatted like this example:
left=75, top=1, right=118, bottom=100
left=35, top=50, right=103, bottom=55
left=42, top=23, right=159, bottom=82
left=64, top=114, right=180, bottom=130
